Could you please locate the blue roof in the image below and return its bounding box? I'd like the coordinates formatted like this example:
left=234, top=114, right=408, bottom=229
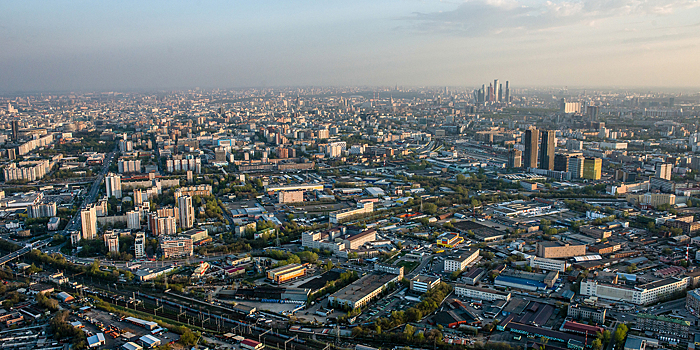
left=494, top=275, right=546, bottom=288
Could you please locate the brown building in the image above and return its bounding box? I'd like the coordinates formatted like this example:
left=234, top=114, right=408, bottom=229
left=665, top=216, right=700, bottom=234
left=588, top=243, right=621, bottom=255
left=579, top=225, right=613, bottom=239
left=536, top=241, right=586, bottom=259
left=159, top=235, right=193, bottom=258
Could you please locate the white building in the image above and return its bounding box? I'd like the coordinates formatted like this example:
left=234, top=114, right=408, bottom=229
left=81, top=204, right=98, bottom=240
left=444, top=249, right=480, bottom=272
left=134, top=232, right=146, bottom=259
left=127, top=210, right=141, bottom=230
left=105, top=173, right=122, bottom=199
left=580, top=277, right=688, bottom=305
left=177, top=195, right=195, bottom=230
left=528, top=256, right=567, bottom=272
left=454, top=284, right=511, bottom=301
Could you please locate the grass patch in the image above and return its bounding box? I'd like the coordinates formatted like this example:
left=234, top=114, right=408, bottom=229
left=397, top=260, right=420, bottom=273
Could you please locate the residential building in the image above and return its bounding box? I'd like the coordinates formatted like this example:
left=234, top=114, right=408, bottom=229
left=104, top=232, right=119, bottom=253
left=105, top=173, right=122, bottom=198
left=655, top=163, right=673, bottom=180
left=81, top=204, right=98, bottom=240
left=134, top=232, right=145, bottom=259
left=626, top=193, right=676, bottom=209
left=28, top=202, right=57, bottom=218
left=127, top=210, right=141, bottom=230
left=508, top=149, right=522, bottom=168
left=177, top=195, right=195, bottom=230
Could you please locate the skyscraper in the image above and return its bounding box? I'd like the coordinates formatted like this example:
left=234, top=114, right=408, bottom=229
left=493, top=79, right=499, bottom=102
left=524, top=128, right=539, bottom=169
left=178, top=195, right=195, bottom=230
left=539, top=130, right=556, bottom=170
left=582, top=157, right=602, bottom=180
left=11, top=120, right=19, bottom=141
left=498, top=83, right=503, bottom=102
left=105, top=173, right=122, bottom=199
left=505, top=81, right=510, bottom=102
left=508, top=149, right=522, bottom=168
left=655, top=163, right=673, bottom=180
left=81, top=204, right=97, bottom=240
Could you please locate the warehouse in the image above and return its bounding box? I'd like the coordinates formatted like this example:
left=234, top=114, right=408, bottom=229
left=267, top=264, right=306, bottom=284
left=329, top=273, right=401, bottom=309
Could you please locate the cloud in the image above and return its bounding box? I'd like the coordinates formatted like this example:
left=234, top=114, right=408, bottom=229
left=404, top=0, right=700, bottom=36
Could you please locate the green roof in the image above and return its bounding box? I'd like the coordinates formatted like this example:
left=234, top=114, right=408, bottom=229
left=637, top=313, right=691, bottom=326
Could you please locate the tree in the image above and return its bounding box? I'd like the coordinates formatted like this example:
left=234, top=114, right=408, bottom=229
left=591, top=338, right=603, bottom=350
left=662, top=248, right=673, bottom=256
left=626, top=264, right=637, bottom=273
left=179, top=329, right=199, bottom=346
left=614, top=324, right=629, bottom=346
left=423, top=203, right=437, bottom=215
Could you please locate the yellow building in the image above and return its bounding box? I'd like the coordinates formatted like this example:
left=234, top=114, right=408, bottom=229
left=582, top=157, right=602, bottom=180
left=437, top=232, right=464, bottom=248
left=267, top=264, right=306, bottom=284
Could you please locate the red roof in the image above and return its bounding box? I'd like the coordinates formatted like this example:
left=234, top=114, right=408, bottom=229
left=242, top=339, right=261, bottom=347
left=562, top=321, right=604, bottom=336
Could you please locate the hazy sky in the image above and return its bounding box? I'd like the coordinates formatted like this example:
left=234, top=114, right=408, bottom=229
left=1, top=0, right=699, bottom=92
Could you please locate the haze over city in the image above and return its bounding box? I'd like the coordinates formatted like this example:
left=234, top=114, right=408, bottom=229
left=2, top=0, right=700, bottom=92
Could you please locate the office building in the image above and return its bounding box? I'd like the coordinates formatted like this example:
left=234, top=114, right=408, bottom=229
left=159, top=235, right=193, bottom=258
left=177, top=195, right=195, bottom=230
left=553, top=154, right=569, bottom=172
left=105, top=173, right=122, bottom=199
left=104, top=232, right=119, bottom=253
left=528, top=256, right=567, bottom=272
left=567, top=304, right=606, bottom=323
left=444, top=249, right=480, bottom=272
left=539, top=130, right=555, bottom=170
left=81, top=205, right=98, bottom=240
left=134, top=232, right=146, bottom=259
left=493, top=79, right=500, bottom=102
left=536, top=241, right=586, bottom=259
left=454, top=284, right=511, bottom=302
left=523, top=128, right=539, bottom=169
left=410, top=275, right=441, bottom=293
left=582, top=157, right=602, bottom=180
left=508, top=149, right=522, bottom=168
left=504, top=81, right=510, bottom=102
left=569, top=156, right=584, bottom=179
left=580, top=277, right=688, bottom=305
left=655, top=163, right=673, bottom=180
left=374, top=263, right=405, bottom=277
left=566, top=139, right=583, bottom=151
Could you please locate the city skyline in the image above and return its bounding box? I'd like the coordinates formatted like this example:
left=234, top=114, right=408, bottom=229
left=2, top=0, right=700, bottom=93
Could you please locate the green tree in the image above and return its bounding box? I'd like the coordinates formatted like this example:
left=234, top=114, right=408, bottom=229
left=423, top=203, right=438, bottom=215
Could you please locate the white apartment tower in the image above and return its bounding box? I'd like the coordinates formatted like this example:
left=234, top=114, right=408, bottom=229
left=105, top=173, right=122, bottom=199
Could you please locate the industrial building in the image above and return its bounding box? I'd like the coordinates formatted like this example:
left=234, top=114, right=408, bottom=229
left=266, top=264, right=307, bottom=284
left=536, top=241, right=586, bottom=259
left=580, top=277, right=688, bottom=305
left=410, top=275, right=441, bottom=293
left=444, top=249, right=480, bottom=272
left=328, top=273, right=401, bottom=310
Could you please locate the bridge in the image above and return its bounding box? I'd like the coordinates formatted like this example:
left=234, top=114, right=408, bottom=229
left=0, top=237, right=52, bottom=266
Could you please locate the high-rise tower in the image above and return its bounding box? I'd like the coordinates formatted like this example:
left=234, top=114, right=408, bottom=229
left=523, top=128, right=539, bottom=169
left=539, top=130, right=556, bottom=170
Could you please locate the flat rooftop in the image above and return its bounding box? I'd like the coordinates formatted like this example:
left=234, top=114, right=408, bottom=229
left=330, top=273, right=397, bottom=303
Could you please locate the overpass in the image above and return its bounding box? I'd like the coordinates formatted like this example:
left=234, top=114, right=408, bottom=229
left=0, top=237, right=52, bottom=266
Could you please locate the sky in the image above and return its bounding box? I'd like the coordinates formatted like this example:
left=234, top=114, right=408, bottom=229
left=1, top=0, right=699, bottom=92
